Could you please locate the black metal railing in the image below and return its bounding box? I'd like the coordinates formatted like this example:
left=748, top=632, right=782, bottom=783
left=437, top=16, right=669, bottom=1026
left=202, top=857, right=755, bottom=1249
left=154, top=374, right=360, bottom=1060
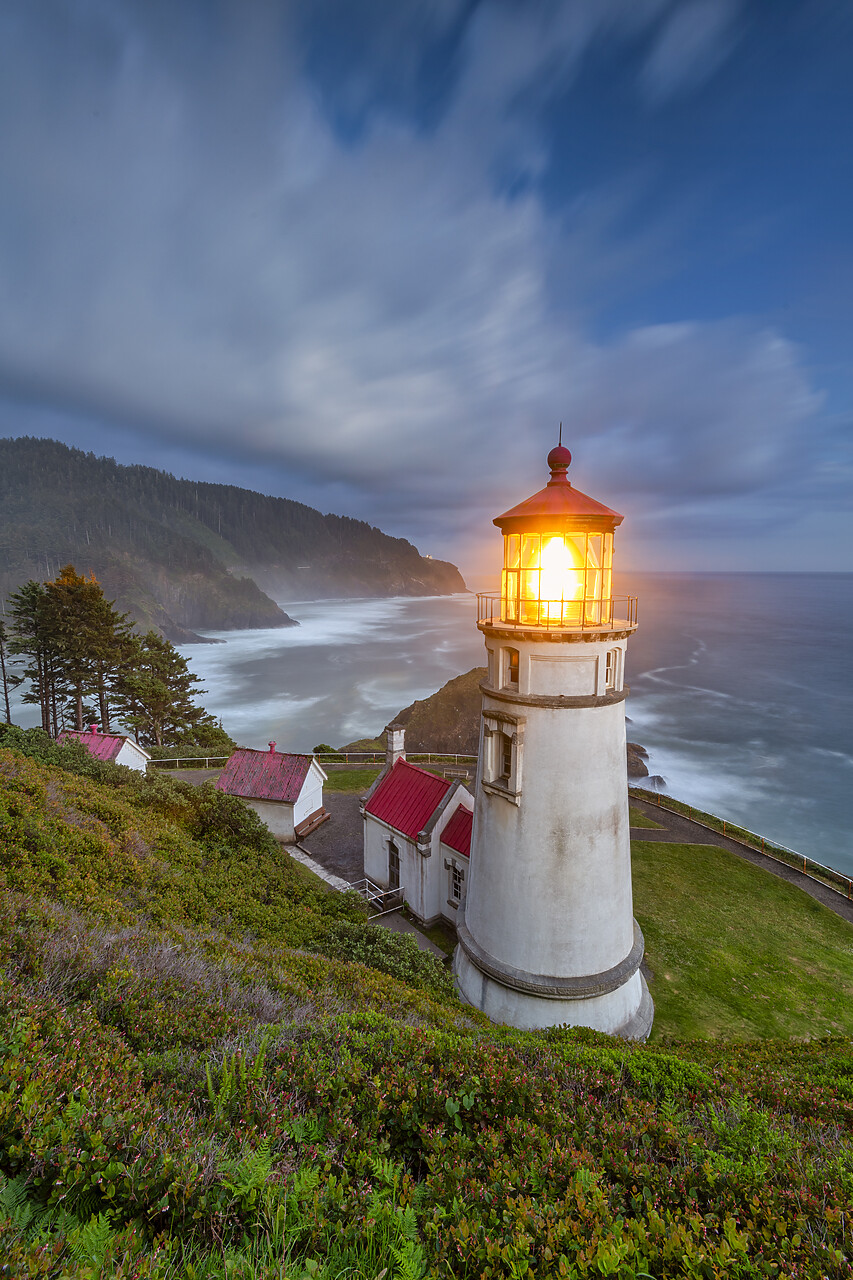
left=477, top=592, right=638, bottom=631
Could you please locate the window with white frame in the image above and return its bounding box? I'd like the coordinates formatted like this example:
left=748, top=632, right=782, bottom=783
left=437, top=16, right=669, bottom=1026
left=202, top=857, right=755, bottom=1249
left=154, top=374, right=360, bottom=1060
left=504, top=647, right=519, bottom=690
left=482, top=712, right=524, bottom=798
left=450, top=862, right=465, bottom=903
left=605, top=648, right=619, bottom=692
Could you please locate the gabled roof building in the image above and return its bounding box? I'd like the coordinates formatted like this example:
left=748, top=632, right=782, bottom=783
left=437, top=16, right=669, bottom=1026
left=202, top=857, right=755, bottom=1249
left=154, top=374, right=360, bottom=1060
left=58, top=725, right=150, bottom=773
left=362, top=743, right=473, bottom=927
left=216, top=743, right=328, bottom=843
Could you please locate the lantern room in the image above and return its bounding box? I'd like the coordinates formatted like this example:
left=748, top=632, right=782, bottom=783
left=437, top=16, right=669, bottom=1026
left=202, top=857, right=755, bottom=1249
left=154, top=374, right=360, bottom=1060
left=485, top=444, right=634, bottom=631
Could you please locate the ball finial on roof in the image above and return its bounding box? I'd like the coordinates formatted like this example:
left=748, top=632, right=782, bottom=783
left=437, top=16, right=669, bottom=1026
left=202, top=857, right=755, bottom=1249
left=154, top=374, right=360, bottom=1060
left=547, top=442, right=572, bottom=485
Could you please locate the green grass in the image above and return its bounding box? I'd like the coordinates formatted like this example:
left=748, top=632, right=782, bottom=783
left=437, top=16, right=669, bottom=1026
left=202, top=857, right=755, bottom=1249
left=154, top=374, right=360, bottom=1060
left=322, top=766, right=382, bottom=792
left=628, top=805, right=663, bottom=829
left=403, top=911, right=457, bottom=956
left=632, top=839, right=853, bottom=1042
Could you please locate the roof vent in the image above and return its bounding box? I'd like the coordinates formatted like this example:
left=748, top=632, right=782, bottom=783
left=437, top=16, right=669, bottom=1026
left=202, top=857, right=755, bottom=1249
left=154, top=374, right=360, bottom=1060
left=90, top=724, right=99, bottom=735
left=268, top=741, right=277, bottom=753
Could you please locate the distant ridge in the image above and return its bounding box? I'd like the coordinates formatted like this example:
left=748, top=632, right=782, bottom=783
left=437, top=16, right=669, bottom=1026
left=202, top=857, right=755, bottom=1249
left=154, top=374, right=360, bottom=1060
left=0, top=437, right=467, bottom=642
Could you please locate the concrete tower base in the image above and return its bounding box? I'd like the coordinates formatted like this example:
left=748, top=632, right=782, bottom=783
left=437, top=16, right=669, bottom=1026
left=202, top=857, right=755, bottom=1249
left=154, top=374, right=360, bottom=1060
left=453, top=907, right=654, bottom=1040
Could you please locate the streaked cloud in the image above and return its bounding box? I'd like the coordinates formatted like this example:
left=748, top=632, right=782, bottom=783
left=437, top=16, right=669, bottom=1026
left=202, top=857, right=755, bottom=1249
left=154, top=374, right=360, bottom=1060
left=0, top=0, right=847, bottom=572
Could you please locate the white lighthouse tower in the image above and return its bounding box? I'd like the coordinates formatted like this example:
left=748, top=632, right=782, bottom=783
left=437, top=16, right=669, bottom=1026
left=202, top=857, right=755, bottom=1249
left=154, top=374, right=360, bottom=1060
left=453, top=442, right=653, bottom=1039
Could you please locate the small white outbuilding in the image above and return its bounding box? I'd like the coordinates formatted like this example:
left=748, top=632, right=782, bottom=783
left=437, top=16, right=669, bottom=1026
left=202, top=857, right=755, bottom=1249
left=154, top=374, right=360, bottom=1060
left=362, top=738, right=474, bottom=927
left=215, top=742, right=328, bottom=843
left=58, top=725, right=150, bottom=773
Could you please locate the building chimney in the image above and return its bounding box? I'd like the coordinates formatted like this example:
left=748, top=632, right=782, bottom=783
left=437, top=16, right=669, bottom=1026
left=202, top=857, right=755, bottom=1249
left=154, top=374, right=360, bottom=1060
left=385, top=723, right=406, bottom=767
left=268, top=741, right=276, bottom=753
left=90, top=724, right=99, bottom=735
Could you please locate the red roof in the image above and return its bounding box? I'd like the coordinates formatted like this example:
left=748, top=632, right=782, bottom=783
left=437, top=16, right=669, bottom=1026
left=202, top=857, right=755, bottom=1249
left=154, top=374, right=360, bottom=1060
left=215, top=748, right=313, bottom=803
left=58, top=729, right=129, bottom=762
left=441, top=804, right=472, bottom=857
left=495, top=450, right=622, bottom=533
left=364, top=759, right=451, bottom=841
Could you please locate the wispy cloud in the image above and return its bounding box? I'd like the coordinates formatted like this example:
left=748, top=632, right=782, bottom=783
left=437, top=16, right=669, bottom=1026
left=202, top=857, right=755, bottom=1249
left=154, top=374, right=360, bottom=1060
left=0, top=0, right=843, bottom=570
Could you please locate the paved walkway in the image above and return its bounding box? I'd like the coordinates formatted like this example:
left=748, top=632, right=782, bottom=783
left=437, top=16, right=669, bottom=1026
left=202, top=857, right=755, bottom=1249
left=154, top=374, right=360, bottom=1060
left=630, top=799, right=853, bottom=926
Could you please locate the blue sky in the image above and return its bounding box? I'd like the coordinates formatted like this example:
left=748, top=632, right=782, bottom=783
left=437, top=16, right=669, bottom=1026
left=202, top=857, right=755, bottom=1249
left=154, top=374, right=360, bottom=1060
left=0, top=0, right=850, bottom=574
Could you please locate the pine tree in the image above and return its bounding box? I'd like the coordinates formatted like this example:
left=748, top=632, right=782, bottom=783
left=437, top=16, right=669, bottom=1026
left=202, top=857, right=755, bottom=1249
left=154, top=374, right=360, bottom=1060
left=6, top=581, right=55, bottom=733
left=44, top=566, right=132, bottom=732
left=0, top=617, right=17, bottom=724
left=112, top=631, right=211, bottom=748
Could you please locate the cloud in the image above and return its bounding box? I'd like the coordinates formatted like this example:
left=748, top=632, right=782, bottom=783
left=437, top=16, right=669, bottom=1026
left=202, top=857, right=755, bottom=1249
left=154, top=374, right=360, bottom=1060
left=640, top=0, right=741, bottom=101
left=0, top=0, right=840, bottom=572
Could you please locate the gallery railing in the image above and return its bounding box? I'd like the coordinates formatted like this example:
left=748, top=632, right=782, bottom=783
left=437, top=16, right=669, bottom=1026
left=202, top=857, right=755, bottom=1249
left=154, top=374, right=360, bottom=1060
left=476, top=592, right=638, bottom=630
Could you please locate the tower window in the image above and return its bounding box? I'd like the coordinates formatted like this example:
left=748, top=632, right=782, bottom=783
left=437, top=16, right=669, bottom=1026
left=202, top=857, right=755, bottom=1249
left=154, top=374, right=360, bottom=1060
left=605, top=648, right=618, bottom=691
left=500, top=732, right=513, bottom=782
left=504, top=647, right=519, bottom=689
left=482, top=712, right=524, bottom=802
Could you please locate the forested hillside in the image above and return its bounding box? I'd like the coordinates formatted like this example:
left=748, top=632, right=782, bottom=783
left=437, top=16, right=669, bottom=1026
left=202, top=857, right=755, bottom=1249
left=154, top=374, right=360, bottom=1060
left=1, top=730, right=852, bottom=1277
left=0, top=438, right=466, bottom=642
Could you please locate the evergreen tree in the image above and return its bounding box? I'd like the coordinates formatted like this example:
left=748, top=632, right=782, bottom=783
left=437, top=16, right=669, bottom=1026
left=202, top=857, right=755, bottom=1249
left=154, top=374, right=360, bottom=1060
left=7, top=581, right=55, bottom=733
left=113, top=631, right=213, bottom=748
left=44, top=566, right=132, bottom=732
left=0, top=617, right=16, bottom=724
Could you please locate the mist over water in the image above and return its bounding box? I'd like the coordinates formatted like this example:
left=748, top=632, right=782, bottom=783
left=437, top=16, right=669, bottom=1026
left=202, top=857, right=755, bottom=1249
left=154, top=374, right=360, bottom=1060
left=7, top=577, right=850, bottom=876
left=183, top=594, right=484, bottom=752
left=181, top=574, right=851, bottom=875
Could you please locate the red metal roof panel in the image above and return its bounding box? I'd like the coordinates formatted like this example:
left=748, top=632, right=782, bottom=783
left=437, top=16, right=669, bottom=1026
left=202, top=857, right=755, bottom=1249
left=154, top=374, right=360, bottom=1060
left=495, top=480, right=622, bottom=530
left=215, top=748, right=313, bottom=803
left=364, top=759, right=451, bottom=840
left=440, top=803, right=472, bottom=857
left=58, top=730, right=126, bottom=762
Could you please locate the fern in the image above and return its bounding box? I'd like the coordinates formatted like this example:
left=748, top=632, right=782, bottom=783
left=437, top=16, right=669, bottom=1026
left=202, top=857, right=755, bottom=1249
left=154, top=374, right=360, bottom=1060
left=392, top=1235, right=428, bottom=1280
left=206, top=1031, right=271, bottom=1118
left=219, top=1139, right=273, bottom=1215
left=67, top=1212, right=115, bottom=1268
left=0, top=1173, right=35, bottom=1235
left=370, top=1153, right=400, bottom=1190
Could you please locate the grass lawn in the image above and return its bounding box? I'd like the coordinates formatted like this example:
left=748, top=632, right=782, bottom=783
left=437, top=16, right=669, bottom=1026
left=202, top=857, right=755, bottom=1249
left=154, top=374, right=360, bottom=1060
left=632, top=839, right=853, bottom=1043
left=323, top=766, right=382, bottom=792
left=629, top=806, right=663, bottom=829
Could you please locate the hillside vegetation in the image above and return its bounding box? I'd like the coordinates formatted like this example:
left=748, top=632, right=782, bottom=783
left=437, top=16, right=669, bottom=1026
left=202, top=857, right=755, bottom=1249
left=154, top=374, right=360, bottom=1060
left=0, top=438, right=466, bottom=642
left=1, top=731, right=852, bottom=1277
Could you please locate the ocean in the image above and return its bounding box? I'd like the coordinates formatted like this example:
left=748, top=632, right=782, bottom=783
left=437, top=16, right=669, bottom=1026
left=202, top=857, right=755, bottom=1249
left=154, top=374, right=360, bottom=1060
left=179, top=573, right=853, bottom=877
left=6, top=573, right=851, bottom=876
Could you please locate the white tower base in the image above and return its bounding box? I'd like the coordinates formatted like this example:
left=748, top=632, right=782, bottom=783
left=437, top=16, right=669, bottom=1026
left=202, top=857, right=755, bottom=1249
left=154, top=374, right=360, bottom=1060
left=454, top=919, right=654, bottom=1038
left=453, top=624, right=654, bottom=1042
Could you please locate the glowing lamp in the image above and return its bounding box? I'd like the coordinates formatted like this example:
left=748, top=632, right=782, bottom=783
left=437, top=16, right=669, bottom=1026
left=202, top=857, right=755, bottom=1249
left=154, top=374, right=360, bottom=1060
left=495, top=444, right=621, bottom=628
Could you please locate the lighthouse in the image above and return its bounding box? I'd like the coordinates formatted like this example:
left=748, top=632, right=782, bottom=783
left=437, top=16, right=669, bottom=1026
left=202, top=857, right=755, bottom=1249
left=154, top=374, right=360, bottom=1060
left=453, top=443, right=653, bottom=1039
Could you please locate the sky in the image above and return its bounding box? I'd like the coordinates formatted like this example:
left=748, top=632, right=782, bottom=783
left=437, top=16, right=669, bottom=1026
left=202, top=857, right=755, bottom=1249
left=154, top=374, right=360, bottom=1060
left=0, top=0, right=851, bottom=577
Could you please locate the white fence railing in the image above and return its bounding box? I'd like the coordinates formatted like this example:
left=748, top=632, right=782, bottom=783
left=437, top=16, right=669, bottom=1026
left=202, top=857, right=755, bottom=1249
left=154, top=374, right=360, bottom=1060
left=148, top=751, right=478, bottom=771
left=352, top=878, right=405, bottom=917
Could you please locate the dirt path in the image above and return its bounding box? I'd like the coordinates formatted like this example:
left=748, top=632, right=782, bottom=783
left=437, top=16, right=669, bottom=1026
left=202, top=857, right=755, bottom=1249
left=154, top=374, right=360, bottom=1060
left=630, top=799, right=853, bottom=926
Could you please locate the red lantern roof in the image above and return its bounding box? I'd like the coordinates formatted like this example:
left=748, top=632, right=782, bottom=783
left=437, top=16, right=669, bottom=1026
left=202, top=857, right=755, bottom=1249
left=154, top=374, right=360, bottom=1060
left=495, top=446, right=623, bottom=534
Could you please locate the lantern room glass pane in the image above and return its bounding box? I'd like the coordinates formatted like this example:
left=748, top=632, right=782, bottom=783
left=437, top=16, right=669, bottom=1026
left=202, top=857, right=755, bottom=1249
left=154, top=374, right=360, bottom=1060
left=499, top=524, right=615, bottom=628
left=521, top=535, right=540, bottom=568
